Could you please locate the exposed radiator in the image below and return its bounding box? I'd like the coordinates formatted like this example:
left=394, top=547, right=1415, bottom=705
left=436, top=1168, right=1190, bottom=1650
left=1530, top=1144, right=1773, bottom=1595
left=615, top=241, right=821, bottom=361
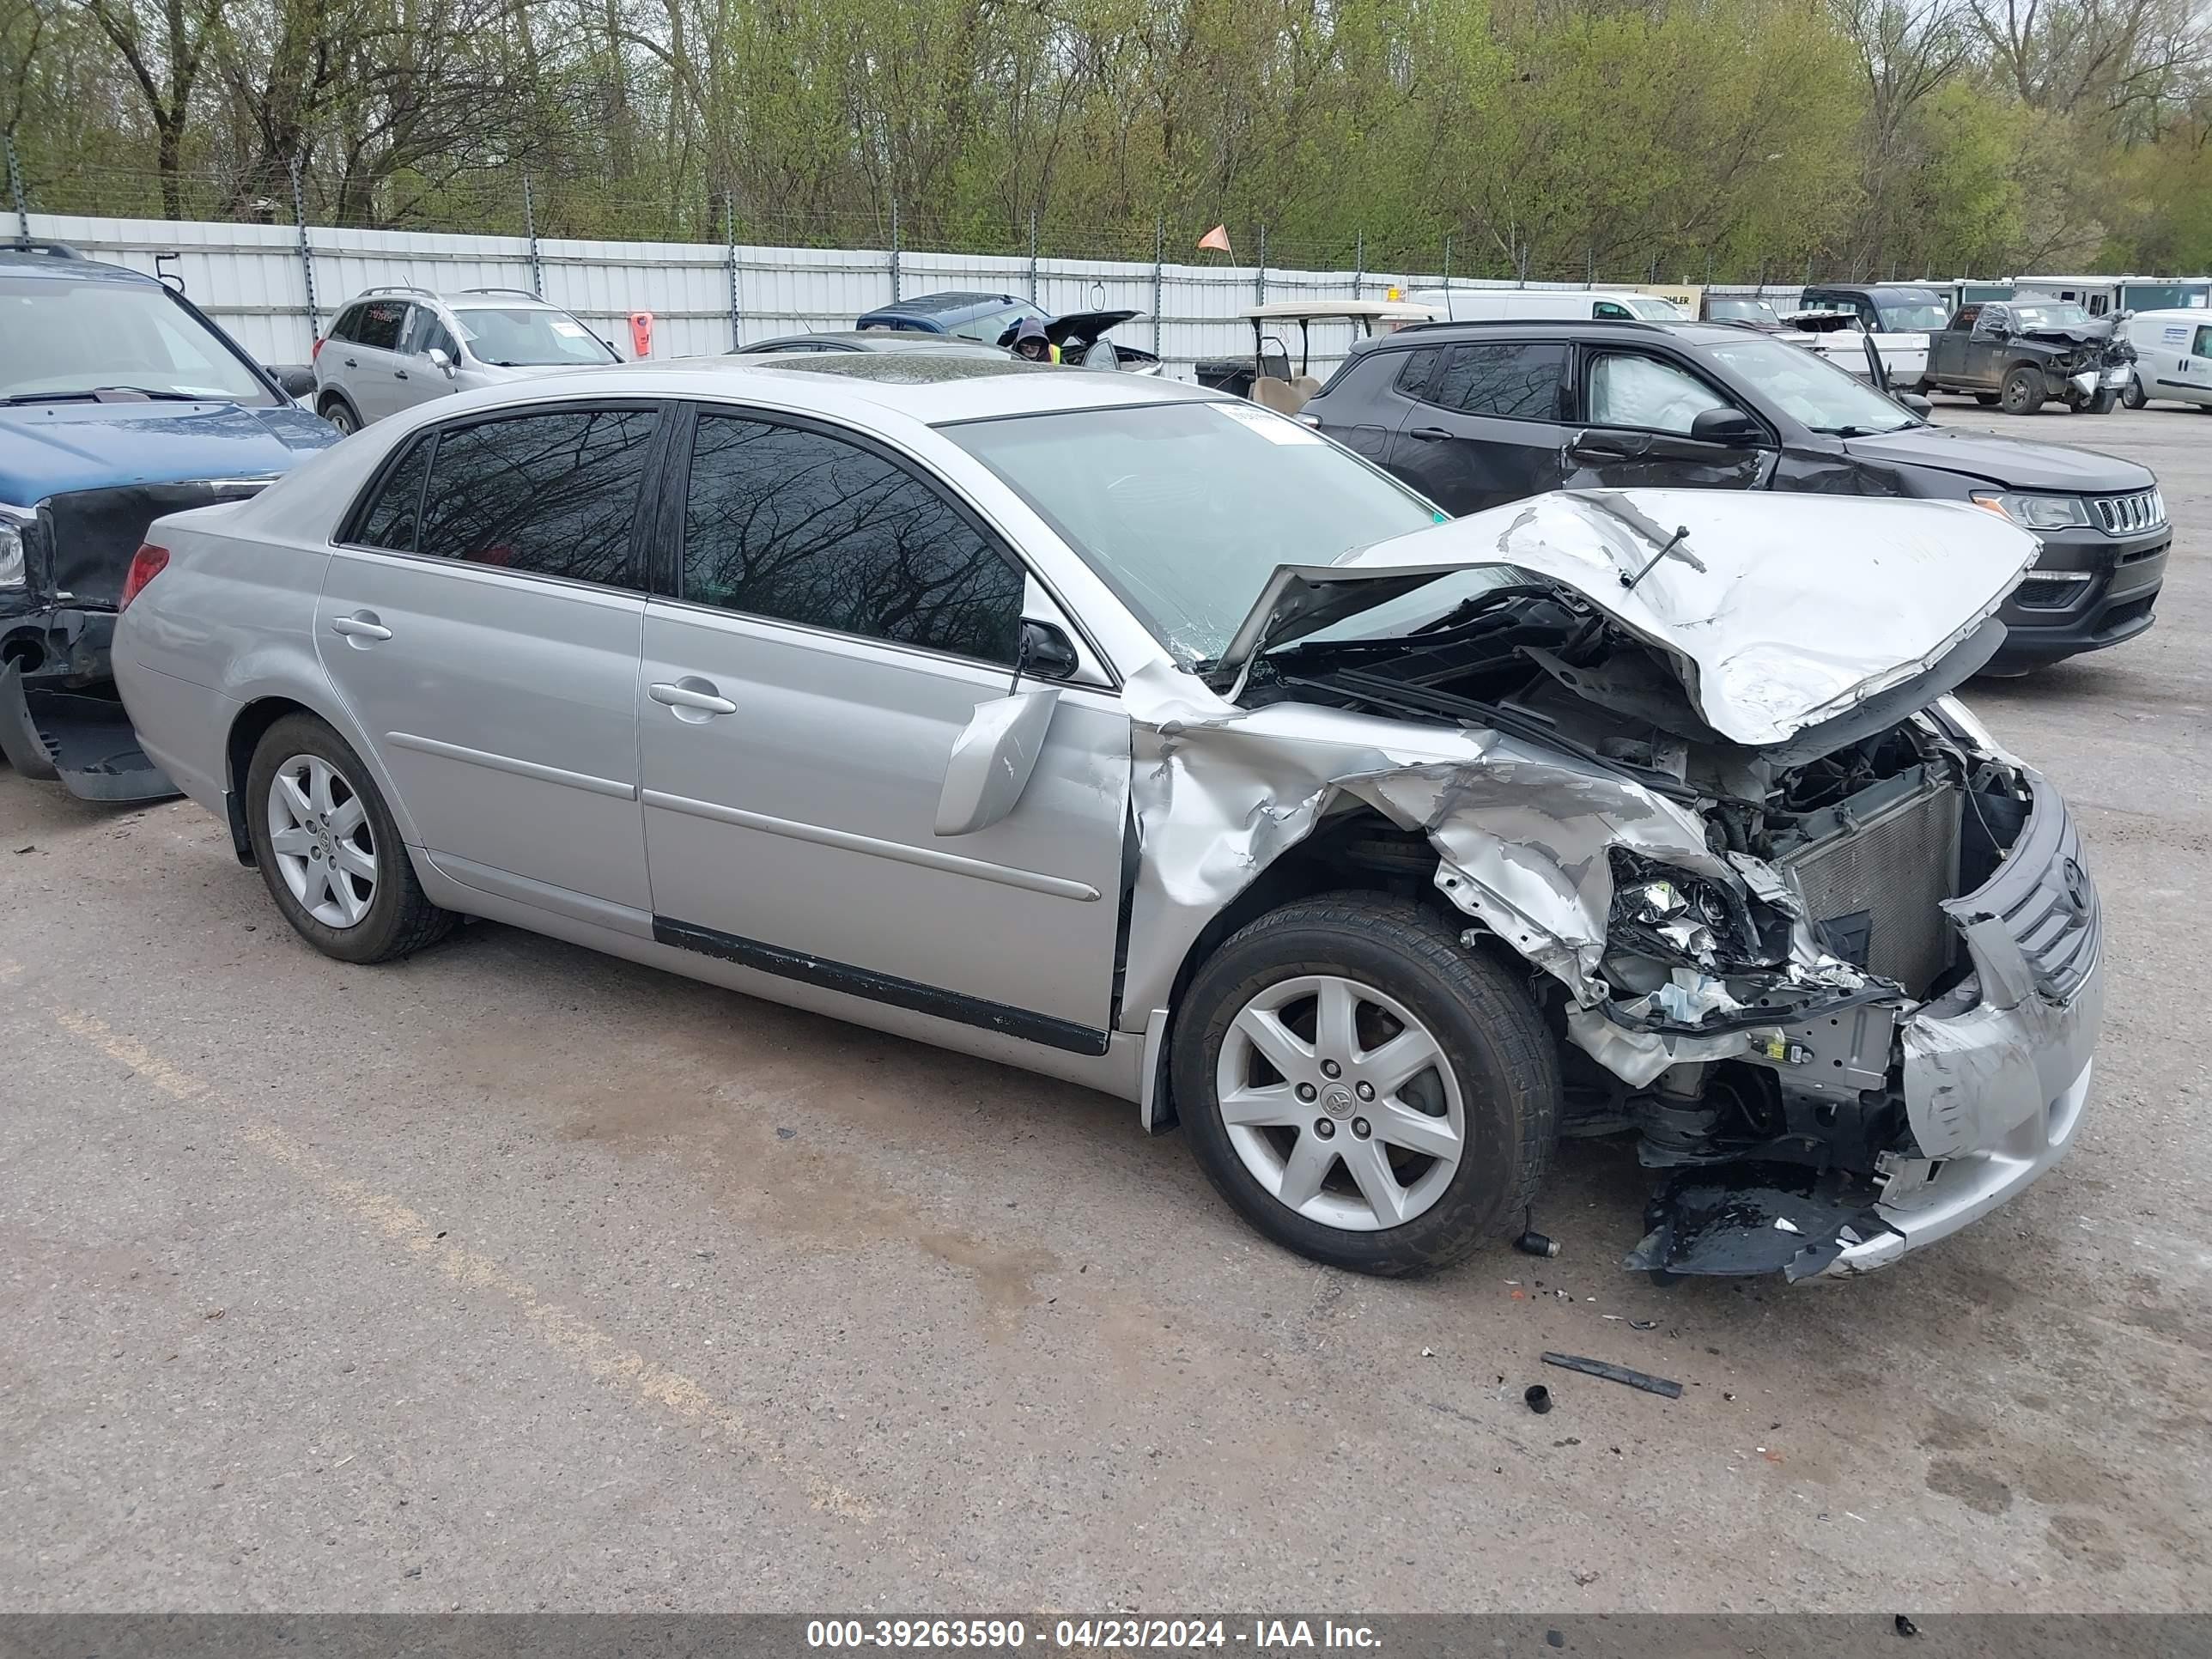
left=1780, top=777, right=1962, bottom=996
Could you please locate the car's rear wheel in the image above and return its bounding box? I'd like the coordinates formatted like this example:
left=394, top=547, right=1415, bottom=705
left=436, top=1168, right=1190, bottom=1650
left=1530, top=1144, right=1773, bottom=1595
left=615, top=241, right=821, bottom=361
left=319, top=397, right=359, bottom=435
left=2000, top=366, right=2045, bottom=415
left=246, top=713, right=453, bottom=963
left=1174, top=892, right=1558, bottom=1276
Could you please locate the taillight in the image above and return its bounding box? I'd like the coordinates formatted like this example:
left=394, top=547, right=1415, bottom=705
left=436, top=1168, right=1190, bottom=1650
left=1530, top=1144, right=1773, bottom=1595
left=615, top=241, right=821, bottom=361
left=311, top=335, right=325, bottom=360
left=119, top=543, right=169, bottom=611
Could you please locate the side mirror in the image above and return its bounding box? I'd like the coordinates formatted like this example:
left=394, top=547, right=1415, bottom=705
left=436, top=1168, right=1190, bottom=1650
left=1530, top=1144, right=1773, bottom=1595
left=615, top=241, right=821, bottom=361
left=1688, top=406, right=1763, bottom=446
left=428, top=347, right=454, bottom=374
left=1899, top=392, right=1934, bottom=415
left=1018, top=617, right=1080, bottom=680
left=934, top=687, right=1060, bottom=837
left=268, top=364, right=317, bottom=398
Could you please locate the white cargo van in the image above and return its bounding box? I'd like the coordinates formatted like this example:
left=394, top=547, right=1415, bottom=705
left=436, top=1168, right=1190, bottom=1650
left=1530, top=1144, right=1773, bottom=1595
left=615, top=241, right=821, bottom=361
left=1401, top=288, right=1687, bottom=323
left=2120, top=308, right=2212, bottom=410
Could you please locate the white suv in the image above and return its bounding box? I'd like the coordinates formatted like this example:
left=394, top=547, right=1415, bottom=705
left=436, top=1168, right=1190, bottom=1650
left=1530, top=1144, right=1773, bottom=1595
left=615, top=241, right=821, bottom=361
left=311, top=287, right=623, bottom=431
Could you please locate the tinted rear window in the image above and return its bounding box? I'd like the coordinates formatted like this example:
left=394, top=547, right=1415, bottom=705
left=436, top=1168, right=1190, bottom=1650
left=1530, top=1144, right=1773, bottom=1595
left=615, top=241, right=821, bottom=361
left=416, top=408, right=659, bottom=586
left=1428, top=342, right=1568, bottom=420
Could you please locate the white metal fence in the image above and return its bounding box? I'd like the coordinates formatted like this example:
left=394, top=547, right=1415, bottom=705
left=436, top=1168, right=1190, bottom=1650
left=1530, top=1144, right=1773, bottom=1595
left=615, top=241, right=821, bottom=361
left=22, top=210, right=1806, bottom=380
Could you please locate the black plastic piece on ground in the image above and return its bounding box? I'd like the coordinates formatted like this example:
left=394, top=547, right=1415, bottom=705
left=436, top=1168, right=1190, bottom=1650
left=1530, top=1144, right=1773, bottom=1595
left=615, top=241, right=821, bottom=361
left=1513, top=1230, right=1560, bottom=1258
left=1895, top=1615, right=1919, bottom=1638
left=0, top=664, right=177, bottom=803
left=1541, top=1351, right=1684, bottom=1399
left=1523, top=1384, right=1553, bottom=1414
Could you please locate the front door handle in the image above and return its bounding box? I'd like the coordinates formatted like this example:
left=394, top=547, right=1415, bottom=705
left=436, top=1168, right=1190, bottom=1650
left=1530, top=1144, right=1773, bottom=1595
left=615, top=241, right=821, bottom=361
left=650, top=680, right=738, bottom=717
left=330, top=612, right=392, bottom=641
left=1408, top=425, right=1454, bottom=442
left=394, top=369, right=410, bottom=380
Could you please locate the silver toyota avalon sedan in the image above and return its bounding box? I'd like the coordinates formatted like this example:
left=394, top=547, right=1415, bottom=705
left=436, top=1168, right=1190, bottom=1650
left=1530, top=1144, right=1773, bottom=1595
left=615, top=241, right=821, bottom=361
left=111, top=355, right=2103, bottom=1281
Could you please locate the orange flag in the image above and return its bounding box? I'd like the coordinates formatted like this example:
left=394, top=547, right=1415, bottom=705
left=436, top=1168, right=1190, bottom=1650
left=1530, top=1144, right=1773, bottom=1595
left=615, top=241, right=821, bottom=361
left=1196, top=224, right=1233, bottom=255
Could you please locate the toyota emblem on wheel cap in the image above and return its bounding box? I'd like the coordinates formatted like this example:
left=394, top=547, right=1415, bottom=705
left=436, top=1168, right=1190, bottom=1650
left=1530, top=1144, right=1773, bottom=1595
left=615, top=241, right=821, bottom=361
left=2062, top=858, right=2091, bottom=917
left=1320, top=1084, right=1355, bottom=1120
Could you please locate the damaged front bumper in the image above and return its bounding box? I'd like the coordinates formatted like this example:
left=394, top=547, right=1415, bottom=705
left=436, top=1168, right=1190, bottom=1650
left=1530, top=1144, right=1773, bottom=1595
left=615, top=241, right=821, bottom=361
left=1822, top=776, right=2102, bottom=1275
left=1623, top=773, right=2102, bottom=1281
left=0, top=605, right=178, bottom=803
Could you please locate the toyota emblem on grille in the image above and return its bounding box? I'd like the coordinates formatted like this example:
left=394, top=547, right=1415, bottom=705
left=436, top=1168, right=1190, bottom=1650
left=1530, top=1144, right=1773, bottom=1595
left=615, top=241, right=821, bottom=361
left=2061, top=858, right=2091, bottom=918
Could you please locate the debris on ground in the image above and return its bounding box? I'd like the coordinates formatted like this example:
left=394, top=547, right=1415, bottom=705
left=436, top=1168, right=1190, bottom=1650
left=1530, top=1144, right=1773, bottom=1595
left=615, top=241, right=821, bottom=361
left=775, top=1127, right=797, bottom=1140
left=1630, top=1318, right=1658, bottom=1330
left=1513, top=1231, right=1560, bottom=1258
left=1541, top=1351, right=1684, bottom=1399
left=12, top=844, right=33, bottom=854
left=1895, top=1615, right=1919, bottom=1638
left=1420, top=1346, right=1436, bottom=1358
left=1524, top=1384, right=1553, bottom=1414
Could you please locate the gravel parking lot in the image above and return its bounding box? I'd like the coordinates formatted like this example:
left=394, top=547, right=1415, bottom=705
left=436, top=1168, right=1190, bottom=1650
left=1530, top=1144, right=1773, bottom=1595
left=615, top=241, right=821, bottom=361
left=3, top=399, right=2207, bottom=1614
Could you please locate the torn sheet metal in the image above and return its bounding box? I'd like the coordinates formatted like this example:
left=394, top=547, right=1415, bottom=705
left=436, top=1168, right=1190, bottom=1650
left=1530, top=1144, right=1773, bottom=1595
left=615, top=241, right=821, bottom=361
left=1116, top=657, right=1740, bottom=1026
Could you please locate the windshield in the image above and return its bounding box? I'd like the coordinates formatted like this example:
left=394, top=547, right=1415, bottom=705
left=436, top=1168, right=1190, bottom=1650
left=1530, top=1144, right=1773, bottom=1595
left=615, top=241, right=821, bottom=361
left=1873, top=295, right=1950, bottom=331
left=0, top=274, right=276, bottom=404
left=451, top=306, right=618, bottom=367
left=1705, top=335, right=1920, bottom=434
left=2009, top=302, right=2093, bottom=331
left=944, top=400, right=1442, bottom=665
left=1707, top=297, right=1781, bottom=325
left=1621, top=295, right=1686, bottom=320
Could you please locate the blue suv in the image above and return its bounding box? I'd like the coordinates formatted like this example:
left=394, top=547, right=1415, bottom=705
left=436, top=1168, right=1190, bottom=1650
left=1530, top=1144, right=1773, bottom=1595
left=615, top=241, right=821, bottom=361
left=0, top=241, right=336, bottom=799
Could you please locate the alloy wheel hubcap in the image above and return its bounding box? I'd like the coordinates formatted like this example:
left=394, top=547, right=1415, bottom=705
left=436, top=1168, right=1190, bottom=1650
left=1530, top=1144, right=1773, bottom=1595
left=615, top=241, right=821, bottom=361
left=1215, top=974, right=1465, bottom=1231
left=267, top=753, right=377, bottom=927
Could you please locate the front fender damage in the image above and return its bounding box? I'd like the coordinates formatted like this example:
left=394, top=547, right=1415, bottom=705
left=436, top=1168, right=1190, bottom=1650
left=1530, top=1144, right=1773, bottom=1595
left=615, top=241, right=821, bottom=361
left=1114, top=660, right=2009, bottom=1283
left=1120, top=659, right=1873, bottom=1095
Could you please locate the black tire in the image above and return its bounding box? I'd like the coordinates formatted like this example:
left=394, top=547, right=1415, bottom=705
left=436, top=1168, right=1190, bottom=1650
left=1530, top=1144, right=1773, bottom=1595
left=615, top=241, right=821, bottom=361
left=2000, top=366, right=2045, bottom=415
left=2073, top=388, right=2118, bottom=414
left=2121, top=377, right=2148, bottom=410
left=1174, top=892, right=1559, bottom=1276
left=1972, top=393, right=1999, bottom=406
left=319, top=396, right=359, bottom=435
left=245, top=712, right=453, bottom=963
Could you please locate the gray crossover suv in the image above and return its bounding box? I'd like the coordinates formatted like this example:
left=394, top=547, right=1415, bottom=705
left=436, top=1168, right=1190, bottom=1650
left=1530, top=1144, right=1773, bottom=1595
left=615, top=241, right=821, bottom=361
left=110, top=357, right=2102, bottom=1282
left=312, top=286, right=621, bottom=431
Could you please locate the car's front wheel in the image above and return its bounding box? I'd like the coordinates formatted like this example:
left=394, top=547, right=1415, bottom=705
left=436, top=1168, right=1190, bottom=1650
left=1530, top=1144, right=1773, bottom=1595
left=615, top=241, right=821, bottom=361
left=2000, top=366, right=2045, bottom=415
left=1174, top=893, right=1558, bottom=1276
left=245, top=713, right=453, bottom=963
left=2076, top=388, right=2118, bottom=414
left=2121, top=377, right=2148, bottom=410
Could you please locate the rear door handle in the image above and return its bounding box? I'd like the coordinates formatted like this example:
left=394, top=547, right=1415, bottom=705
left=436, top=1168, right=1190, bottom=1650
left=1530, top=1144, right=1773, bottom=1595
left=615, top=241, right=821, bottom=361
left=343, top=356, right=358, bottom=368
left=330, top=613, right=392, bottom=641
left=1408, top=425, right=1454, bottom=442
left=650, top=680, right=738, bottom=716
left=394, top=369, right=410, bottom=380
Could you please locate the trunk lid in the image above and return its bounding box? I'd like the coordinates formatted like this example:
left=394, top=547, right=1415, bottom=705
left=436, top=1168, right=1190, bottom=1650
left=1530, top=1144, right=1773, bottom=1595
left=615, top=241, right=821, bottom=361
left=1210, top=488, right=2039, bottom=749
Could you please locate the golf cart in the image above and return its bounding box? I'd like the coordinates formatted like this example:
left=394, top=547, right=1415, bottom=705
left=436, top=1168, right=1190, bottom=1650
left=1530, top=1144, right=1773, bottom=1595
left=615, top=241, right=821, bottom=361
left=1197, top=300, right=1437, bottom=410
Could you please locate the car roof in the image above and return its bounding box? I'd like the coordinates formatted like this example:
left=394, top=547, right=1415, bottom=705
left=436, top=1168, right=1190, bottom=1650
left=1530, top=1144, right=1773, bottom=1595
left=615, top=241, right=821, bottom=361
left=1382, top=317, right=1735, bottom=344
left=416, top=354, right=1231, bottom=426
left=735, top=331, right=1010, bottom=355
left=0, top=246, right=158, bottom=285
left=859, top=290, right=1028, bottom=319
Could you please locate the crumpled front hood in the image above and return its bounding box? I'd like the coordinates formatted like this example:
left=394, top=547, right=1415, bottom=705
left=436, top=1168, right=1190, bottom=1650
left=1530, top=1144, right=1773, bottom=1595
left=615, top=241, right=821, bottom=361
left=0, top=399, right=336, bottom=504
left=1222, top=488, right=2039, bottom=749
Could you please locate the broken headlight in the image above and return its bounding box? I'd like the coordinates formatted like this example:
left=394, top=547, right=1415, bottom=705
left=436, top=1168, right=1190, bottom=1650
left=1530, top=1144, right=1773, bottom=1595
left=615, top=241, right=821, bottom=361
left=0, top=506, right=28, bottom=590
left=1607, top=853, right=1778, bottom=970
left=1972, top=490, right=2092, bottom=532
